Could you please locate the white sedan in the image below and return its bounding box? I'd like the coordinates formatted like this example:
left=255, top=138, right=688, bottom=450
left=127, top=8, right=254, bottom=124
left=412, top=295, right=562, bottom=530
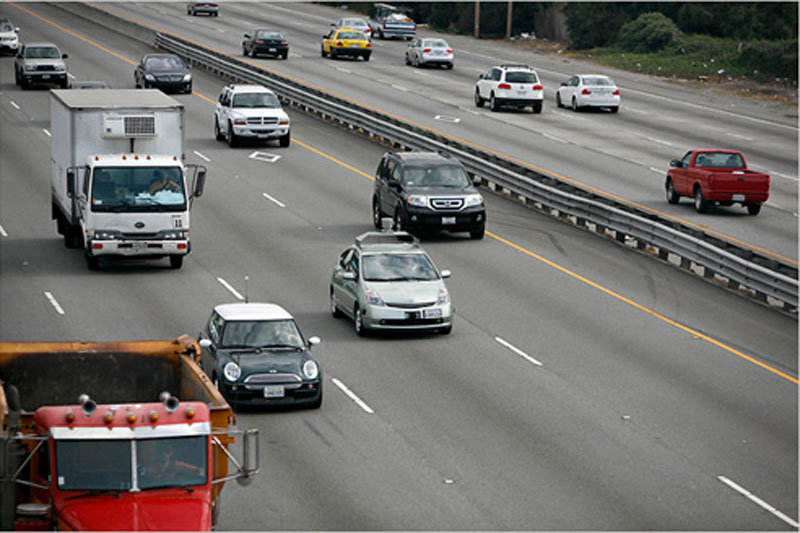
left=556, top=74, right=620, bottom=113
left=405, top=38, right=454, bottom=69
left=333, top=17, right=372, bottom=40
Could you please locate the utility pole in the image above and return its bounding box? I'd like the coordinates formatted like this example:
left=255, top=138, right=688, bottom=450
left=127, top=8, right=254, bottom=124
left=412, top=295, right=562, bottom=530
left=474, top=1, right=480, bottom=39
left=506, top=1, right=513, bottom=40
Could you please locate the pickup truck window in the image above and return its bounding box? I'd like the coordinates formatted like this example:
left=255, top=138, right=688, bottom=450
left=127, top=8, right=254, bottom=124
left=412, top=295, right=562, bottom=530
left=680, top=151, right=693, bottom=168
left=695, top=152, right=745, bottom=169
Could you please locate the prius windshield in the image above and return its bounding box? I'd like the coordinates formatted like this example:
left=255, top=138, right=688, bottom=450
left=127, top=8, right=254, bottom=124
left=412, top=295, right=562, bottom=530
left=363, top=253, right=439, bottom=282
left=91, top=166, right=186, bottom=212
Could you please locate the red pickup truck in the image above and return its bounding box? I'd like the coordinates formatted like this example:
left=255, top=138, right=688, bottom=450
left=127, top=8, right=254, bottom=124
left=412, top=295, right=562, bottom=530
left=665, top=150, right=769, bottom=215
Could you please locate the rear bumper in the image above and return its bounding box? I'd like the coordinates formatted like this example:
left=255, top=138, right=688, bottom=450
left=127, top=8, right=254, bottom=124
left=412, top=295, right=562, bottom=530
left=420, top=54, right=454, bottom=65
left=705, top=191, right=769, bottom=203
left=253, top=45, right=288, bottom=56
left=576, top=95, right=620, bottom=107
left=331, top=47, right=371, bottom=57
left=378, top=28, right=415, bottom=38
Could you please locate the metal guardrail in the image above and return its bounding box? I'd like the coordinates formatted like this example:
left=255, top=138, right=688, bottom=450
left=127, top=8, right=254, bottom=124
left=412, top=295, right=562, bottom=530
left=150, top=32, right=798, bottom=311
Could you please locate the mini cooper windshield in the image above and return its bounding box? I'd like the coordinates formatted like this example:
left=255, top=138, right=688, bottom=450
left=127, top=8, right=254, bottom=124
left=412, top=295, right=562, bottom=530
left=222, top=319, right=304, bottom=349
left=363, top=253, right=439, bottom=282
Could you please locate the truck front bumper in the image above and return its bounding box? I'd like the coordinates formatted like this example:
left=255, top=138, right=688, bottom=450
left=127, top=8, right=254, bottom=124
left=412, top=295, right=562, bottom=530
left=232, top=124, right=290, bottom=139
left=86, top=239, right=191, bottom=257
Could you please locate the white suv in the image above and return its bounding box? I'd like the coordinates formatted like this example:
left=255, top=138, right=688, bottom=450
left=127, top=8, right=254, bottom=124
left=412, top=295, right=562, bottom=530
left=474, top=64, right=543, bottom=114
left=214, top=84, right=290, bottom=148
left=0, top=18, right=20, bottom=56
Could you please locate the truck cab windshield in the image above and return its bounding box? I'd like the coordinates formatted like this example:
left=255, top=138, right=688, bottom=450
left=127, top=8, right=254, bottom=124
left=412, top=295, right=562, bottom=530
left=56, top=440, right=132, bottom=490
left=91, top=167, right=186, bottom=212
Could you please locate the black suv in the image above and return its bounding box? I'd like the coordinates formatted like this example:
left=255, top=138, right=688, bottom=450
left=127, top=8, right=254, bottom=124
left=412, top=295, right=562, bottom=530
left=372, top=152, right=485, bottom=239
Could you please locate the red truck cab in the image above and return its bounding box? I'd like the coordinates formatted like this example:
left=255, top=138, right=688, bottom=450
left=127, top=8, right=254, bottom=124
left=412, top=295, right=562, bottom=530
left=665, top=150, right=769, bottom=215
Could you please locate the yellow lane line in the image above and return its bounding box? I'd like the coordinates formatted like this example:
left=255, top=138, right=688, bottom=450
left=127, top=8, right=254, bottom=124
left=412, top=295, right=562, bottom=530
left=73, top=2, right=797, bottom=266
left=15, top=3, right=796, bottom=384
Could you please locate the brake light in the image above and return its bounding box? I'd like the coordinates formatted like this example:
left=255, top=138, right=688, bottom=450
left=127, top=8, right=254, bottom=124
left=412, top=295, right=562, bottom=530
left=366, top=43, right=372, bottom=48
left=446, top=49, right=453, bottom=53
left=708, top=174, right=715, bottom=185
left=336, top=41, right=343, bottom=46
left=281, top=41, right=288, bottom=46
left=612, top=89, right=620, bottom=95
left=498, top=83, right=511, bottom=90
left=533, top=84, right=543, bottom=91
left=383, top=23, right=387, bottom=29
left=422, top=48, right=431, bottom=53
left=581, top=88, right=591, bottom=95
left=256, top=41, right=264, bottom=45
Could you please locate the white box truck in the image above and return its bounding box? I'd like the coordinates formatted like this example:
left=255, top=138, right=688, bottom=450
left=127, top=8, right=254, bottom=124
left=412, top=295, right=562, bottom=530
left=50, top=89, right=206, bottom=270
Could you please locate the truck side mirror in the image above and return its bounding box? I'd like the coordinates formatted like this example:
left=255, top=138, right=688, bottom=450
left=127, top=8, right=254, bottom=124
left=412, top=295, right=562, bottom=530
left=66, top=169, right=76, bottom=196
left=669, top=159, right=681, bottom=168
left=236, top=428, right=259, bottom=486
left=194, top=169, right=206, bottom=197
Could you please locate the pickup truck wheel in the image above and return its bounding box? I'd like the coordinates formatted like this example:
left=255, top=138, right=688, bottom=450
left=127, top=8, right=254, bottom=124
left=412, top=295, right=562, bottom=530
left=227, top=122, right=238, bottom=147
left=474, top=89, right=484, bottom=108
left=666, top=179, right=680, bottom=204
left=214, top=118, right=224, bottom=141
left=693, top=187, right=709, bottom=213
left=747, top=203, right=762, bottom=216
left=279, top=132, right=291, bottom=147
left=169, top=255, right=183, bottom=269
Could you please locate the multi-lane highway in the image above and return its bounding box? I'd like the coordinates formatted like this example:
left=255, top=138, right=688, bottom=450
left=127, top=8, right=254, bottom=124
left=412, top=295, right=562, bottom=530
left=0, top=2, right=797, bottom=530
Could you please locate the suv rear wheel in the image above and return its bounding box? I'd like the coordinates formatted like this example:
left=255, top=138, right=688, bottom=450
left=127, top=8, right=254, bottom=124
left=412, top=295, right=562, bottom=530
left=532, top=101, right=542, bottom=114
left=474, top=89, right=484, bottom=108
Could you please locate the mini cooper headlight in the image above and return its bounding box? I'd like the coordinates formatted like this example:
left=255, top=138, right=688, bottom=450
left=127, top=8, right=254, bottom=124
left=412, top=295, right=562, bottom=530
left=464, top=193, right=484, bottom=207
left=407, top=195, right=428, bottom=207
left=302, top=360, right=319, bottom=380
left=223, top=362, right=241, bottom=382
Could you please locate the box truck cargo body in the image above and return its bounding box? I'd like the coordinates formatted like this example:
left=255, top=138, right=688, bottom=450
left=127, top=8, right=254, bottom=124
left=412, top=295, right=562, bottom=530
left=50, top=89, right=205, bottom=270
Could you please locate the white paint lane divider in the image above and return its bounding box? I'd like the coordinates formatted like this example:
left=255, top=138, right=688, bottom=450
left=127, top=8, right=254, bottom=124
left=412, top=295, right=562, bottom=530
left=9, top=101, right=20, bottom=110
left=216, top=277, right=244, bottom=301
left=67, top=73, right=75, bottom=79
left=193, top=150, right=210, bottom=162
left=495, top=336, right=543, bottom=366
left=434, top=115, right=461, bottom=124
left=262, top=192, right=285, bottom=208
left=717, top=475, right=798, bottom=528
left=249, top=151, right=281, bottom=163
left=649, top=167, right=663, bottom=174
left=331, top=377, right=374, bottom=414
left=391, top=84, right=409, bottom=92
left=646, top=136, right=674, bottom=147
left=44, top=291, right=65, bottom=315
left=0, top=224, right=7, bottom=237
left=542, top=132, right=567, bottom=144
left=43, top=129, right=51, bottom=137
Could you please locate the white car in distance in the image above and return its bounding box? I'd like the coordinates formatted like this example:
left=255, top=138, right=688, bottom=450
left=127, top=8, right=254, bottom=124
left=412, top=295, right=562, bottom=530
left=332, top=17, right=372, bottom=40
left=556, top=74, right=620, bottom=113
left=405, top=38, right=454, bottom=69
left=214, top=84, right=291, bottom=148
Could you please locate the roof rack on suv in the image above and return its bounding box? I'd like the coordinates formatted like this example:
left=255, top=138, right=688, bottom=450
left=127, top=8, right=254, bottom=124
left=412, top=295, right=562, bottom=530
left=500, top=64, right=531, bottom=69
left=355, top=231, right=418, bottom=248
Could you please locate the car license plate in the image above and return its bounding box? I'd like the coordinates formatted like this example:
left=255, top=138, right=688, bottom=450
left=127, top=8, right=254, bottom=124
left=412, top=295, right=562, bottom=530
left=268, top=48, right=276, bottom=52
left=517, top=90, right=527, bottom=96
left=732, top=194, right=745, bottom=202
left=349, top=43, right=360, bottom=48
left=264, top=385, right=285, bottom=398
left=132, top=241, right=148, bottom=253
left=42, top=74, right=50, bottom=79
left=423, top=308, right=442, bottom=318
left=442, top=216, right=456, bottom=225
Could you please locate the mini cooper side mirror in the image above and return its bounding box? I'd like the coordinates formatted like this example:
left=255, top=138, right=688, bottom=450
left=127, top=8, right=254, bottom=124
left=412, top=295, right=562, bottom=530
left=307, top=336, right=321, bottom=346
left=199, top=338, right=212, bottom=348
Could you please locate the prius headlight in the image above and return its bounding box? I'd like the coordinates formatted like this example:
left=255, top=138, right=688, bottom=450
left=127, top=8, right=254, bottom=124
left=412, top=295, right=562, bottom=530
left=223, top=362, right=241, bottom=382
left=437, top=287, right=450, bottom=304
left=464, top=193, right=484, bottom=207
left=302, top=360, right=319, bottom=380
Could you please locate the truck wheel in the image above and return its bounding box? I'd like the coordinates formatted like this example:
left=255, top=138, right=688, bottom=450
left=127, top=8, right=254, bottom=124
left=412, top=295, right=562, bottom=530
left=532, top=101, right=543, bottom=114
left=666, top=179, right=680, bottom=204
left=227, top=122, right=238, bottom=147
left=693, top=187, right=709, bottom=213
left=64, top=227, right=81, bottom=249
left=747, top=203, right=762, bottom=216
left=279, top=132, right=290, bottom=147
left=214, top=117, right=224, bottom=141
left=474, top=89, right=484, bottom=108
left=85, top=253, right=100, bottom=270
left=372, top=197, right=383, bottom=229
left=169, top=255, right=184, bottom=269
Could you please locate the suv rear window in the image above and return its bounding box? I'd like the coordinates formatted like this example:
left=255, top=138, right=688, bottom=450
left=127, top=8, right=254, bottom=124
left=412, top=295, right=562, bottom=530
left=505, top=71, right=537, bottom=83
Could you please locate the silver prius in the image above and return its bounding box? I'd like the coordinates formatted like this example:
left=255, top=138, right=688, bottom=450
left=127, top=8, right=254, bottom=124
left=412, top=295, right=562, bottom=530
left=330, top=231, right=453, bottom=336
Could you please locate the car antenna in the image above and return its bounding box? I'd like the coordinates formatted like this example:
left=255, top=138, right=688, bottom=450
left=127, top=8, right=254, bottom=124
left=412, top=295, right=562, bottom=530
left=244, top=275, right=249, bottom=303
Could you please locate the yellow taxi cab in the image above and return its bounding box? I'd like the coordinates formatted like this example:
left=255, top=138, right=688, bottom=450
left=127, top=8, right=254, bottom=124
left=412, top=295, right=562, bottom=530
left=321, top=28, right=371, bottom=61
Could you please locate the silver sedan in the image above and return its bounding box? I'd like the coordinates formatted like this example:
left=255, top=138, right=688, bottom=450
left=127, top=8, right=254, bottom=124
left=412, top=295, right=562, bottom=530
left=556, top=74, right=620, bottom=113
left=405, top=38, right=454, bottom=69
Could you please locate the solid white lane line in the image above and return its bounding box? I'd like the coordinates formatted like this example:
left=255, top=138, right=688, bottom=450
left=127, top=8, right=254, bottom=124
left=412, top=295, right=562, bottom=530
left=216, top=277, right=244, bottom=300
left=262, top=192, right=285, bottom=208
left=391, top=84, right=409, bottom=92
left=43, top=129, right=51, bottom=137
left=0, top=224, right=7, bottom=237
left=725, top=132, right=754, bottom=141
left=44, top=291, right=65, bottom=315
left=336, top=67, right=352, bottom=74
left=331, top=377, right=374, bottom=414
left=646, top=136, right=673, bottom=146
left=193, top=150, right=210, bottom=162
left=649, top=167, right=663, bottom=174
left=717, top=476, right=799, bottom=528
left=495, top=337, right=543, bottom=366
left=10, top=101, right=20, bottom=110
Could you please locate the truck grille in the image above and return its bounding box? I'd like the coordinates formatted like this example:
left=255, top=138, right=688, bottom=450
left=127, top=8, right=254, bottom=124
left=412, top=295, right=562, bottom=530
left=246, top=117, right=279, bottom=126
left=244, top=373, right=301, bottom=384
left=121, top=232, right=159, bottom=240
left=430, top=197, right=464, bottom=210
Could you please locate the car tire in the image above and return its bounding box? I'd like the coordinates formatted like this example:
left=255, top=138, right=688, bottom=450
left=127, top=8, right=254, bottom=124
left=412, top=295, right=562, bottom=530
left=666, top=179, right=680, bottom=204
left=413, top=55, right=420, bottom=68
left=556, top=92, right=563, bottom=108
left=470, top=226, right=485, bottom=240
left=307, top=385, right=323, bottom=409
left=490, top=93, right=500, bottom=112
left=227, top=122, right=238, bottom=148
left=279, top=132, right=290, bottom=148
left=372, top=197, right=383, bottom=229
left=610, top=106, right=619, bottom=113
left=64, top=226, right=81, bottom=249
left=694, top=186, right=708, bottom=213
left=86, top=252, right=100, bottom=271
left=249, top=47, right=256, bottom=58
left=571, top=97, right=579, bottom=112
left=393, top=208, right=406, bottom=232
left=474, top=89, right=484, bottom=108
left=405, top=54, right=411, bottom=65
left=185, top=83, right=192, bottom=94
left=446, top=63, right=453, bottom=70
left=169, top=255, right=183, bottom=269
left=214, top=117, right=225, bottom=141
left=363, top=54, right=370, bottom=62
left=532, top=101, right=543, bottom=114
left=281, top=51, right=288, bottom=60
left=330, top=289, right=344, bottom=318
left=747, top=203, right=762, bottom=216
left=439, top=325, right=452, bottom=335
left=14, top=68, right=20, bottom=86
left=242, top=46, right=248, bottom=57
left=354, top=304, right=368, bottom=337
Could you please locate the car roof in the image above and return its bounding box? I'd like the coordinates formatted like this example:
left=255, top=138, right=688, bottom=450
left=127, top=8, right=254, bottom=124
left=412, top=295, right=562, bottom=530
left=392, top=151, right=460, bottom=164
left=24, top=42, right=59, bottom=48
left=354, top=231, right=425, bottom=254
left=227, top=84, right=274, bottom=94
left=214, top=303, right=294, bottom=321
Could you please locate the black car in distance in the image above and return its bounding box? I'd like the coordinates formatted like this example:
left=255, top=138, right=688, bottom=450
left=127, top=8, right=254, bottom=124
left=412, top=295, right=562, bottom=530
left=134, top=54, right=192, bottom=94
left=242, top=29, right=289, bottom=59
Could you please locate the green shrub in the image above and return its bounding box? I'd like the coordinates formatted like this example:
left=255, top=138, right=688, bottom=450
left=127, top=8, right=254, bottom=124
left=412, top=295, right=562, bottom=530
left=618, top=12, right=684, bottom=53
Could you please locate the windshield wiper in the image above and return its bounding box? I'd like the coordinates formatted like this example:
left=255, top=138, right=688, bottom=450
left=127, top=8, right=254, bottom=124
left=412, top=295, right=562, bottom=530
left=141, top=485, right=194, bottom=493
left=259, top=343, right=302, bottom=350
left=65, top=489, right=122, bottom=500
left=107, top=199, right=135, bottom=212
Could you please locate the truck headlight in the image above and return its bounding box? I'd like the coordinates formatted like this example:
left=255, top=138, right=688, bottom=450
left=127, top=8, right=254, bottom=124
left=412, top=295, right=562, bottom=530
left=464, top=193, right=483, bottom=207
left=182, top=74, right=192, bottom=82
left=302, top=360, right=319, bottom=380
left=223, top=362, right=241, bottom=382
left=437, top=287, right=450, bottom=304
left=53, top=65, right=65, bottom=72
left=364, top=288, right=384, bottom=306
left=407, top=195, right=428, bottom=208
left=92, top=230, right=119, bottom=240
left=24, top=64, right=36, bottom=71
left=163, top=230, right=188, bottom=240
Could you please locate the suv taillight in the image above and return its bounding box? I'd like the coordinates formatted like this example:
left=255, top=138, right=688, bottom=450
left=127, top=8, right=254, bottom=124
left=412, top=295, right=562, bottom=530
left=612, top=89, right=620, bottom=95
left=533, top=84, right=543, bottom=90
left=498, top=83, right=511, bottom=90
left=581, top=88, right=591, bottom=95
